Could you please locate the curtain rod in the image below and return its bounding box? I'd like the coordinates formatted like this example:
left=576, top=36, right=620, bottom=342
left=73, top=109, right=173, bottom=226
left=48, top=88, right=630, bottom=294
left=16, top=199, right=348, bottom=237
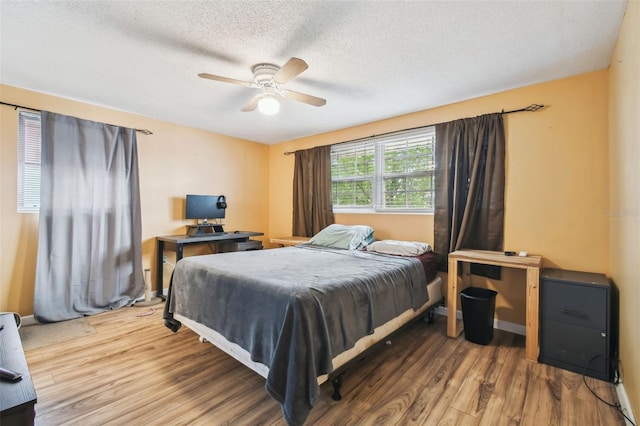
left=0, top=101, right=154, bottom=135
left=283, top=103, right=544, bottom=155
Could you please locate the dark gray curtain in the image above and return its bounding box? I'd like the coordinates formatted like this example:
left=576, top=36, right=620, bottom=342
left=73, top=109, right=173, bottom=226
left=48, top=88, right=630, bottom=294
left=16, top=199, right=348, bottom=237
left=434, top=113, right=505, bottom=274
left=292, top=145, right=335, bottom=237
left=34, top=112, right=143, bottom=322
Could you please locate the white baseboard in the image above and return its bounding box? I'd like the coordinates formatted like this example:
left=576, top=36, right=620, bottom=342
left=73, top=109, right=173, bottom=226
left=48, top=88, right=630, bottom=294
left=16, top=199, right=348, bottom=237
left=19, top=314, right=37, bottom=327
left=616, top=381, right=637, bottom=426
left=434, top=306, right=526, bottom=336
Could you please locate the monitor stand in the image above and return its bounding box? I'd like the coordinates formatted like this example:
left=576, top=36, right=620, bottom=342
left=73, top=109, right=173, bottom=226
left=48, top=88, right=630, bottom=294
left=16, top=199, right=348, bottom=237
left=186, top=223, right=224, bottom=235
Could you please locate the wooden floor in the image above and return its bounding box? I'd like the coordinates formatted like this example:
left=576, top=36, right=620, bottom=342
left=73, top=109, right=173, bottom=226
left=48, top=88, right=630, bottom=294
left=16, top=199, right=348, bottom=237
left=24, top=304, right=624, bottom=425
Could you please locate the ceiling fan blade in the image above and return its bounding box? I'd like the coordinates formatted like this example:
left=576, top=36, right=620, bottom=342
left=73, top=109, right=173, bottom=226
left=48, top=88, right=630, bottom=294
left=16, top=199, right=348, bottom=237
left=198, top=73, right=256, bottom=88
left=240, top=94, right=261, bottom=112
left=273, top=57, right=308, bottom=84
left=282, top=89, right=326, bottom=107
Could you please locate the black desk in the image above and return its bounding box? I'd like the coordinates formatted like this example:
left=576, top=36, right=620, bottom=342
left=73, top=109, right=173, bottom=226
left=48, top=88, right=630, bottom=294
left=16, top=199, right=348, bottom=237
left=0, top=314, right=37, bottom=425
left=156, top=231, right=264, bottom=299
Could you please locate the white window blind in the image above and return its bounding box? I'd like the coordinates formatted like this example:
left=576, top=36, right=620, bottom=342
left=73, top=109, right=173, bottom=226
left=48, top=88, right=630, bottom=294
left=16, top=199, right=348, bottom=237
left=330, top=141, right=375, bottom=208
left=18, top=111, right=41, bottom=212
left=331, top=127, right=435, bottom=212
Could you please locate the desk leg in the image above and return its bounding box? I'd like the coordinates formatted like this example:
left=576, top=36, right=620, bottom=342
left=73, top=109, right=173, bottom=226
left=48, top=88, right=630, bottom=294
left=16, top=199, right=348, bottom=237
left=447, top=257, right=461, bottom=337
left=156, top=240, right=165, bottom=300
left=525, top=266, right=540, bottom=362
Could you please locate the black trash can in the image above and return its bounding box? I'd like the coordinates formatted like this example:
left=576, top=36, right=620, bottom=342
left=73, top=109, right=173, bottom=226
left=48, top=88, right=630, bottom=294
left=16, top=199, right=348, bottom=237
left=460, top=287, right=498, bottom=345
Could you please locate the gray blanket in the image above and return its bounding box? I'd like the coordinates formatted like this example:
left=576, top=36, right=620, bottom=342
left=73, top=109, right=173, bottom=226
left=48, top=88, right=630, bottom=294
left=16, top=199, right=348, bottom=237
left=166, top=245, right=428, bottom=425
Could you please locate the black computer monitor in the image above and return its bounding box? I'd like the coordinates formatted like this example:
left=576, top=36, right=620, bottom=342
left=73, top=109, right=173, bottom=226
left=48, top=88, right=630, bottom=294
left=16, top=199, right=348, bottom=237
left=185, top=194, right=226, bottom=224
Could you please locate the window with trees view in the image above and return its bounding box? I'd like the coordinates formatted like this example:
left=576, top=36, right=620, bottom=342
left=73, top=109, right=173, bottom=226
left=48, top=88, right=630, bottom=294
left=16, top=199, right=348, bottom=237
left=331, top=127, right=435, bottom=212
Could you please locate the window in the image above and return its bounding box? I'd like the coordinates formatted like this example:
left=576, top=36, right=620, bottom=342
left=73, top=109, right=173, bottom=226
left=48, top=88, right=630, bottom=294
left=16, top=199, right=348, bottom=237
left=331, top=127, right=435, bottom=213
left=18, top=111, right=41, bottom=212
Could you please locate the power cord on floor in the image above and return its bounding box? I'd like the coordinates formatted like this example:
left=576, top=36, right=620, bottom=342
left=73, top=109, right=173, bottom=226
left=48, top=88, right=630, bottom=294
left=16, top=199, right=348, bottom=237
left=582, top=355, right=636, bottom=426
left=135, top=308, right=157, bottom=317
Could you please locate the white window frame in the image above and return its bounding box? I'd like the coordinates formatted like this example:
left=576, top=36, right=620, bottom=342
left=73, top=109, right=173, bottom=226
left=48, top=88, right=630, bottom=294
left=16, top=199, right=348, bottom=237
left=17, top=111, right=41, bottom=213
left=331, top=126, right=435, bottom=214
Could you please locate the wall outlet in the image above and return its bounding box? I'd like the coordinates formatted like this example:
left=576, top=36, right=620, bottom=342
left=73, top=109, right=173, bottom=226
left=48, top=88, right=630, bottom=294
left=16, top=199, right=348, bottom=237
left=162, top=256, right=168, bottom=263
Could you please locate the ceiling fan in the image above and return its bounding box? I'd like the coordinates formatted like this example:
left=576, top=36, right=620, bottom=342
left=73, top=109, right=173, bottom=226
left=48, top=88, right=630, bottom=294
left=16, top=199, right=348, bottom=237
left=198, top=57, right=326, bottom=115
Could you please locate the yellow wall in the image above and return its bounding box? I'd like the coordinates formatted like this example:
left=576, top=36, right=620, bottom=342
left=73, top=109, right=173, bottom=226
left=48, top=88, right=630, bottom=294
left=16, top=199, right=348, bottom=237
left=609, top=0, right=640, bottom=419
left=2, top=24, right=635, bottom=418
left=269, top=70, right=610, bottom=326
left=0, top=84, right=270, bottom=315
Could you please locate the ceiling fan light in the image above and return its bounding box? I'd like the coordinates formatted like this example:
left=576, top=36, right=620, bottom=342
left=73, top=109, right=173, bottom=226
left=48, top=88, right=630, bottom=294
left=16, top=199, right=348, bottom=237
left=258, top=95, right=280, bottom=115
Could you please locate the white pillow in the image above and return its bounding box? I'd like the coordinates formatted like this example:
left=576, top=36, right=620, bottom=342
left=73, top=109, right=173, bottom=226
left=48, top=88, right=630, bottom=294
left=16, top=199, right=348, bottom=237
left=366, top=239, right=431, bottom=256
left=308, top=224, right=375, bottom=250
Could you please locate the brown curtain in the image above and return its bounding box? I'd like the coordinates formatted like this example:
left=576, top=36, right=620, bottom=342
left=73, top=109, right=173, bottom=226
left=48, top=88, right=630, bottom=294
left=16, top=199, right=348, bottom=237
left=434, top=113, right=505, bottom=274
left=292, top=145, right=335, bottom=237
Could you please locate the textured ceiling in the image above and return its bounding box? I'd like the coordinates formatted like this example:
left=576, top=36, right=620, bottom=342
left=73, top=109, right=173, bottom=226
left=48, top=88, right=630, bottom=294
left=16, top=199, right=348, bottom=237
left=0, top=1, right=628, bottom=144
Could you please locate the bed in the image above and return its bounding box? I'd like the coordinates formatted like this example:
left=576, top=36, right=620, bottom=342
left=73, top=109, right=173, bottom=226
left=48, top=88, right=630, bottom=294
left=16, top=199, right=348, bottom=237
left=164, top=241, right=442, bottom=425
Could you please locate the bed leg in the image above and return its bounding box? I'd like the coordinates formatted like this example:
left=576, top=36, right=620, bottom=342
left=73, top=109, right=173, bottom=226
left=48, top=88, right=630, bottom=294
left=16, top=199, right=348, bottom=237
left=331, top=373, right=344, bottom=401
left=425, top=309, right=435, bottom=324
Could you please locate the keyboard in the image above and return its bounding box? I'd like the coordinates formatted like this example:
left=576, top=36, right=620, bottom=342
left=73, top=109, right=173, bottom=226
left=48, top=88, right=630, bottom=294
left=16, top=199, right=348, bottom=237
left=188, top=232, right=228, bottom=237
